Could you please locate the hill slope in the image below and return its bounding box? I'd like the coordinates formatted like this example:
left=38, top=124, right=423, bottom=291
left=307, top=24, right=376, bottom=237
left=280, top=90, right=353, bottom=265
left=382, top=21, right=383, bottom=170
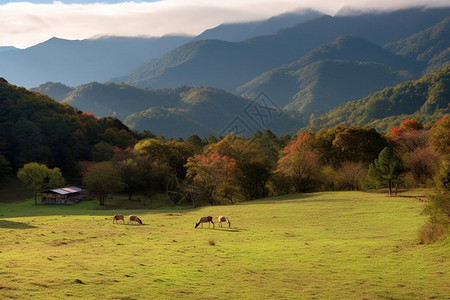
left=384, top=16, right=450, bottom=74
left=115, top=7, right=450, bottom=90
left=0, top=78, right=136, bottom=173
left=237, top=35, right=415, bottom=116
left=36, top=82, right=301, bottom=138
left=307, top=65, right=450, bottom=131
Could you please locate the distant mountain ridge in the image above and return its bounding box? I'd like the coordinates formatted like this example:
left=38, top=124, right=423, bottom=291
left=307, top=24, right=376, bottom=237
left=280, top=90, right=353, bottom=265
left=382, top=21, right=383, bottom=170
left=237, top=35, right=416, bottom=114
left=195, top=9, right=324, bottom=42
left=115, top=7, right=450, bottom=90
left=0, top=35, right=192, bottom=88
left=0, top=9, right=325, bottom=89
left=33, top=82, right=301, bottom=138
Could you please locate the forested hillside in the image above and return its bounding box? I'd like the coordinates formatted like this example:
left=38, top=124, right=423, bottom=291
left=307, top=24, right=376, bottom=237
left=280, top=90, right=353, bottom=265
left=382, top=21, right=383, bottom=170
left=384, top=16, right=450, bottom=74
left=237, top=35, right=415, bottom=116
left=0, top=78, right=137, bottom=175
left=307, top=65, right=450, bottom=131
left=33, top=82, right=302, bottom=138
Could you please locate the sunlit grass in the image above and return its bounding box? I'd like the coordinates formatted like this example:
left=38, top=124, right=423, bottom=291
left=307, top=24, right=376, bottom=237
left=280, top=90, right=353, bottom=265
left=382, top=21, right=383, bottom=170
left=0, top=191, right=448, bottom=299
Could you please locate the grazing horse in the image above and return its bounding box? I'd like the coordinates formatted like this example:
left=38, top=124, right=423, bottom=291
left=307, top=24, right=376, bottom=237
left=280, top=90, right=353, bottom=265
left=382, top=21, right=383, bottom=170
left=218, top=216, right=231, bottom=228
left=129, top=215, right=143, bottom=225
left=195, top=216, right=214, bottom=229
left=113, top=214, right=125, bottom=224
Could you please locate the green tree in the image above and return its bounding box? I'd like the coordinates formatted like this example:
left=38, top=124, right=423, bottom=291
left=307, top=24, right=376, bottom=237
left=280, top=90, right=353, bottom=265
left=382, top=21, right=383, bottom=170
left=332, top=126, right=387, bottom=164
left=135, top=138, right=194, bottom=179
left=82, top=161, right=125, bottom=206
left=116, top=158, right=145, bottom=200
left=92, top=141, right=114, bottom=162
left=364, top=147, right=406, bottom=196
left=186, top=134, right=205, bottom=153
left=17, top=162, right=49, bottom=204
left=47, top=167, right=65, bottom=188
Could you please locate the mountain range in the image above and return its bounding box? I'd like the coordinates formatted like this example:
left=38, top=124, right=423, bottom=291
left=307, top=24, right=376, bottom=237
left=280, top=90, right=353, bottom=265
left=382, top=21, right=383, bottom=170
left=194, top=9, right=324, bottom=42
left=236, top=35, right=416, bottom=116
left=0, top=35, right=192, bottom=88
left=10, top=6, right=450, bottom=138
left=115, top=7, right=450, bottom=91
left=0, top=10, right=322, bottom=89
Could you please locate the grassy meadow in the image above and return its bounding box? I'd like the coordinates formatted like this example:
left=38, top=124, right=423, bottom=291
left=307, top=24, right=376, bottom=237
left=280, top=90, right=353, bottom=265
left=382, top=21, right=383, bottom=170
left=0, top=191, right=449, bottom=299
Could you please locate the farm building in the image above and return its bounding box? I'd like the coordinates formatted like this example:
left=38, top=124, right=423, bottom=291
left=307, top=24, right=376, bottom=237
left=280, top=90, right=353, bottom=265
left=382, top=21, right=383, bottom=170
left=41, top=186, right=84, bottom=205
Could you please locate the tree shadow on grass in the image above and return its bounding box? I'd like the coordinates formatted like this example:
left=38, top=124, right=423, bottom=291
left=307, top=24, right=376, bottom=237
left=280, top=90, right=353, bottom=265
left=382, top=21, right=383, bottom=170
left=216, top=228, right=244, bottom=233
left=196, top=227, right=244, bottom=232
left=0, top=219, right=37, bottom=229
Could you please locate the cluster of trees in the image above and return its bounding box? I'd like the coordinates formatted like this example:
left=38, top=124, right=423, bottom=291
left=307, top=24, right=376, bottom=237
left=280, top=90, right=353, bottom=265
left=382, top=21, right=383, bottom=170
left=76, top=117, right=449, bottom=242
left=62, top=117, right=446, bottom=208
left=16, top=162, right=65, bottom=204
left=14, top=117, right=447, bottom=208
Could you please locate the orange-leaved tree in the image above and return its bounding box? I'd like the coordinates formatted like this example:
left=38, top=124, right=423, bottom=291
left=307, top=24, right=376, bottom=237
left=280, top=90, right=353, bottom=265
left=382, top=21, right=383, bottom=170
left=185, top=152, right=239, bottom=204
left=277, top=133, right=321, bottom=192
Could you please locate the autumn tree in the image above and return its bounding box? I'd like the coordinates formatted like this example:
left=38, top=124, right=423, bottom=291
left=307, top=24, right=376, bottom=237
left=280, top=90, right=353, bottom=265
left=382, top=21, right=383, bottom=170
left=387, top=119, right=438, bottom=187
left=82, top=161, right=125, bottom=206
left=419, top=115, right=450, bottom=243
left=429, top=115, right=450, bottom=155
left=404, top=147, right=439, bottom=186
left=334, top=162, right=367, bottom=191
left=185, top=153, right=238, bottom=204
left=204, top=134, right=273, bottom=200
left=277, top=133, right=321, bottom=192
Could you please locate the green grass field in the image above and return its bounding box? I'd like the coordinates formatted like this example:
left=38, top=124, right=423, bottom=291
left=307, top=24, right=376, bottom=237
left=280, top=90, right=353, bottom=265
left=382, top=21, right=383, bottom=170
left=0, top=192, right=449, bottom=299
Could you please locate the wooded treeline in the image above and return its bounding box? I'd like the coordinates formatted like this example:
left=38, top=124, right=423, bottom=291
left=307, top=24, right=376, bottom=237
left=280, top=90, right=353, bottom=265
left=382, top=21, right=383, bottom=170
left=1, top=77, right=449, bottom=242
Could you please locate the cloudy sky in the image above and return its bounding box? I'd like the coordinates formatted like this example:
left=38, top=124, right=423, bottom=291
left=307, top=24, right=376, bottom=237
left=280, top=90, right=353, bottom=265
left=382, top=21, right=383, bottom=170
left=1, top=0, right=448, bottom=48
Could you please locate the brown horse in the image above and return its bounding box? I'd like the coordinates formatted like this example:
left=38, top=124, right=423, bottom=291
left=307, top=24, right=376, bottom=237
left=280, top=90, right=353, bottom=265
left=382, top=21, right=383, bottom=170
left=218, top=216, right=231, bottom=228
left=195, top=216, right=214, bottom=228
left=129, top=215, right=143, bottom=225
left=113, top=214, right=125, bottom=224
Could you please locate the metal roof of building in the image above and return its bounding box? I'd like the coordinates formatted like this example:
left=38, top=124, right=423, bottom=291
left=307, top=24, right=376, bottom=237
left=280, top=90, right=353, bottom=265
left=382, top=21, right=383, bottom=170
left=42, top=186, right=84, bottom=195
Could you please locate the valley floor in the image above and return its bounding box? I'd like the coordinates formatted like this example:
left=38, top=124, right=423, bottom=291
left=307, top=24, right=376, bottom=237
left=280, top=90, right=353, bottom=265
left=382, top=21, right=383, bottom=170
left=0, top=191, right=449, bottom=299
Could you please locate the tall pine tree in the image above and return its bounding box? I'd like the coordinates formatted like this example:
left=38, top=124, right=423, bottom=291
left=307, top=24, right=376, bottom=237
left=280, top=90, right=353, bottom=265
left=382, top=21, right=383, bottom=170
left=363, top=147, right=405, bottom=196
